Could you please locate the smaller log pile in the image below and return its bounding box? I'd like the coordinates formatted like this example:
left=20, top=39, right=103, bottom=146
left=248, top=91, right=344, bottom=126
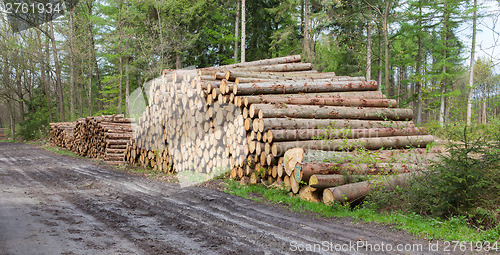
left=49, top=114, right=134, bottom=164
left=49, top=122, right=77, bottom=149
left=281, top=147, right=444, bottom=203
left=0, top=128, right=6, bottom=139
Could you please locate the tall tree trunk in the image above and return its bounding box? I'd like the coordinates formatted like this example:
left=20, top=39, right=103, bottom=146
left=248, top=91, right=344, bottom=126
left=69, top=9, right=76, bottom=120
left=466, top=0, right=477, bottom=126
left=88, top=32, right=93, bottom=117
left=482, top=84, right=487, bottom=123
left=415, top=4, right=423, bottom=124
left=176, top=52, right=182, bottom=69
left=49, top=20, right=65, bottom=122
left=43, top=37, right=53, bottom=122
left=366, top=20, right=372, bottom=81
left=7, top=99, right=15, bottom=139
left=87, top=0, right=102, bottom=111
left=383, top=0, right=391, bottom=96
left=234, top=0, right=240, bottom=62
left=378, top=25, right=383, bottom=92
left=117, top=0, right=124, bottom=114
left=303, top=0, right=310, bottom=59
left=15, top=61, right=25, bottom=122
left=125, top=56, right=130, bottom=117
left=241, top=0, right=246, bottom=63
left=439, top=4, right=448, bottom=127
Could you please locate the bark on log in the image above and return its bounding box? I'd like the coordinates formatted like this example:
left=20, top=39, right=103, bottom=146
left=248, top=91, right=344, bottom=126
left=243, top=94, right=396, bottom=108
left=203, top=55, right=301, bottom=71
left=308, top=174, right=366, bottom=190
left=234, top=80, right=378, bottom=95
left=267, top=127, right=428, bottom=142
left=249, top=104, right=413, bottom=120
left=322, top=173, right=416, bottom=204
left=298, top=163, right=426, bottom=183
left=272, top=135, right=435, bottom=157
left=282, top=147, right=443, bottom=176
left=232, top=63, right=312, bottom=73
left=259, top=118, right=414, bottom=131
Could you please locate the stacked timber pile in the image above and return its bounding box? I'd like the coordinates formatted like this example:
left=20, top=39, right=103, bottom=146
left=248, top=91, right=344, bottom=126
left=282, top=147, right=443, bottom=203
left=125, top=71, right=247, bottom=180
left=125, top=55, right=440, bottom=195
left=49, top=114, right=134, bottom=164
left=0, top=128, right=6, bottom=139
left=49, top=122, right=77, bottom=149
left=199, top=55, right=440, bottom=202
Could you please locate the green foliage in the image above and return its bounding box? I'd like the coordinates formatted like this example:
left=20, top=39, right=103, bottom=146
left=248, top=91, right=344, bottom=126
left=369, top=126, right=500, bottom=232
left=425, top=118, right=500, bottom=141
left=224, top=179, right=498, bottom=242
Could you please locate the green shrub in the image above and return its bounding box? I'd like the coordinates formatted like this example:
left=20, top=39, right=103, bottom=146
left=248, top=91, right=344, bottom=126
left=369, top=126, right=500, bottom=230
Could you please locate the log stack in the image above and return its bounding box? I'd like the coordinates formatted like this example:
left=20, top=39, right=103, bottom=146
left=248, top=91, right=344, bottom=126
left=125, top=55, right=439, bottom=195
left=0, top=128, right=6, bottom=140
left=49, top=122, right=77, bottom=149
left=49, top=114, right=134, bottom=164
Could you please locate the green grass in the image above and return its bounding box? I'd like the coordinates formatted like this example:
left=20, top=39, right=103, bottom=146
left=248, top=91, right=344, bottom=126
left=223, top=180, right=499, bottom=243
left=42, top=144, right=84, bottom=158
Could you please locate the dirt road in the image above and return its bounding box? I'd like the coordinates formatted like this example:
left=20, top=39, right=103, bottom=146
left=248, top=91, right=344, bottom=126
left=0, top=142, right=453, bottom=254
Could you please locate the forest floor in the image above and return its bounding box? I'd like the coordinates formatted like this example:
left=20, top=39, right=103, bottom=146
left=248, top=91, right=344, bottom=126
left=0, top=142, right=463, bottom=255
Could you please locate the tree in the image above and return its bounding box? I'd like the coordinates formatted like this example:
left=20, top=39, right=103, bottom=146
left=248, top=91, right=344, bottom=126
left=241, top=0, right=246, bottom=62
left=467, top=0, right=477, bottom=126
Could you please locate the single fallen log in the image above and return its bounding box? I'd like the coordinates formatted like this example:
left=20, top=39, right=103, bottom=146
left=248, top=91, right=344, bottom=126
left=271, top=135, right=435, bottom=157
left=258, top=118, right=414, bottom=131
left=243, top=94, right=396, bottom=108
left=322, top=172, right=416, bottom=204
left=234, top=80, right=378, bottom=95
left=203, top=55, right=301, bottom=71
left=232, top=63, right=313, bottom=73
left=267, top=127, right=428, bottom=142
left=297, top=163, right=425, bottom=182
left=309, top=174, right=366, bottom=190
left=249, top=104, right=413, bottom=120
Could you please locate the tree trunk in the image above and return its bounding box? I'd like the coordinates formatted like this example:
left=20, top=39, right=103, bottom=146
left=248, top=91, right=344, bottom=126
left=240, top=0, right=246, bottom=63
left=309, top=174, right=362, bottom=190
left=271, top=135, right=434, bottom=157
left=231, top=63, right=312, bottom=73
left=88, top=32, right=93, bottom=117
left=235, top=80, right=377, bottom=95
left=7, top=100, right=15, bottom=139
left=466, top=0, right=477, bottom=126
left=118, top=0, right=123, bottom=114
left=69, top=9, right=76, bottom=120
left=323, top=173, right=415, bottom=204
left=366, top=20, right=372, bottom=81
left=243, top=94, right=395, bottom=107
left=415, top=4, right=423, bottom=124
left=303, top=0, right=310, bottom=59
left=40, top=40, right=53, bottom=122
left=267, top=127, right=427, bottom=142
left=125, top=56, right=130, bottom=116
left=87, top=0, right=102, bottom=111
left=49, top=20, right=65, bottom=122
left=378, top=25, right=383, bottom=92
left=439, top=3, right=449, bottom=127
left=258, top=118, right=414, bottom=131
left=176, top=51, right=182, bottom=69
left=482, top=84, right=487, bottom=124
left=234, top=0, right=240, bottom=62
left=249, top=103, right=413, bottom=120
left=383, top=0, right=391, bottom=97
